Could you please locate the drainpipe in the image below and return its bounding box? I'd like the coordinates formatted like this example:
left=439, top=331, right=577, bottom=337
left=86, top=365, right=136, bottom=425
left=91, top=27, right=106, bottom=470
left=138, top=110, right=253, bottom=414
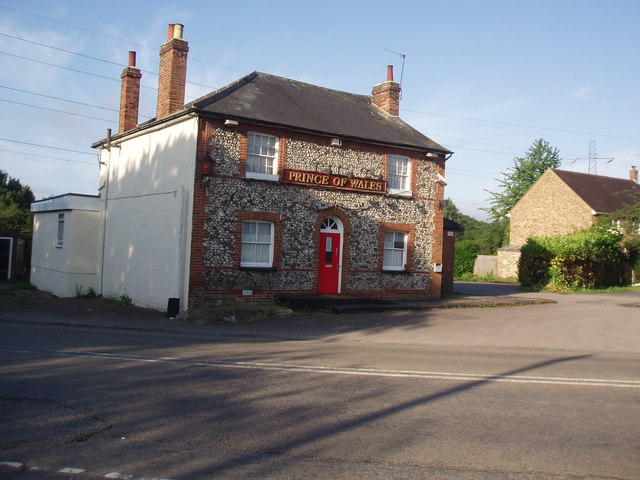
left=98, top=128, right=113, bottom=295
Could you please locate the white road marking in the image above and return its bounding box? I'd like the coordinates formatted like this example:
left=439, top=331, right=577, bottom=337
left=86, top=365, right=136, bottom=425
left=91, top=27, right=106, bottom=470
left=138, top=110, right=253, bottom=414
left=59, top=467, right=86, bottom=473
left=4, top=346, right=640, bottom=388
left=0, top=461, right=24, bottom=469
left=105, top=472, right=174, bottom=480
left=105, top=473, right=133, bottom=479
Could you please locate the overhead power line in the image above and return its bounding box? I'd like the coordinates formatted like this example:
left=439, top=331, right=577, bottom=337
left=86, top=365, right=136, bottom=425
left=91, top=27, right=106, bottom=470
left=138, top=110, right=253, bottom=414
left=446, top=167, right=500, bottom=178
left=0, top=84, right=118, bottom=112
left=404, top=108, right=640, bottom=142
left=0, top=50, right=198, bottom=100
left=433, top=134, right=523, bottom=154
left=2, top=6, right=635, bottom=156
left=0, top=5, right=248, bottom=74
left=0, top=137, right=96, bottom=156
left=0, top=50, right=157, bottom=89
left=0, top=31, right=221, bottom=90
left=0, top=85, right=153, bottom=119
left=0, top=5, right=137, bottom=45
left=444, top=144, right=518, bottom=156
left=0, top=31, right=127, bottom=68
left=0, top=98, right=115, bottom=122
left=0, top=148, right=96, bottom=165
left=4, top=7, right=635, bottom=145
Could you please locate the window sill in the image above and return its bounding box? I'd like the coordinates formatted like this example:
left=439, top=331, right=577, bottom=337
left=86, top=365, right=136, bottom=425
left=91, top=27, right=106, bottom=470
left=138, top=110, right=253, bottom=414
left=386, top=189, right=413, bottom=198
left=382, top=268, right=410, bottom=274
left=240, top=266, right=277, bottom=272
left=245, top=173, right=280, bottom=182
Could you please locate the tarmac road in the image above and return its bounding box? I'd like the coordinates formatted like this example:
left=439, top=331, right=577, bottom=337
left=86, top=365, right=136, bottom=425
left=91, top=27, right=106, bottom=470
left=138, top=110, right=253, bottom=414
left=0, top=283, right=639, bottom=479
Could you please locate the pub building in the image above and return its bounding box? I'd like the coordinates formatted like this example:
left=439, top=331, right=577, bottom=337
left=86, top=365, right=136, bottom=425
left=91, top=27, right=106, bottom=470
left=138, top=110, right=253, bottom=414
left=87, top=24, right=453, bottom=311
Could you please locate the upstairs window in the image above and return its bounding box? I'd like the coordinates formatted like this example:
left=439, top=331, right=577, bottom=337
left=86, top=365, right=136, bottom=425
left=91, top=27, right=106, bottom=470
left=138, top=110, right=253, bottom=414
left=383, top=231, right=407, bottom=271
left=387, top=154, right=411, bottom=196
left=246, top=132, right=279, bottom=181
left=241, top=220, right=274, bottom=268
left=56, top=213, right=65, bottom=247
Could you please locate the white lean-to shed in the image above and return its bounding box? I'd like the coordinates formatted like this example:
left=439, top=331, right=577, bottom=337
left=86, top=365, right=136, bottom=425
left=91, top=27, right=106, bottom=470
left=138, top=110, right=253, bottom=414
left=30, top=194, right=100, bottom=297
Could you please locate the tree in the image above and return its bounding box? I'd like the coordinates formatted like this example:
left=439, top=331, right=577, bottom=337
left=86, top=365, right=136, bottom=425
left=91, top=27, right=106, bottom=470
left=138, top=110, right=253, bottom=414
left=484, top=138, right=561, bottom=221
left=444, top=198, right=507, bottom=254
left=443, top=197, right=464, bottom=224
left=0, top=170, right=35, bottom=238
left=464, top=217, right=508, bottom=253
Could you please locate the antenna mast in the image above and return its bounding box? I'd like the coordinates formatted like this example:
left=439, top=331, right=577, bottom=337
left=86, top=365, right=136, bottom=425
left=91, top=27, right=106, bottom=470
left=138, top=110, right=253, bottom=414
left=383, top=48, right=406, bottom=97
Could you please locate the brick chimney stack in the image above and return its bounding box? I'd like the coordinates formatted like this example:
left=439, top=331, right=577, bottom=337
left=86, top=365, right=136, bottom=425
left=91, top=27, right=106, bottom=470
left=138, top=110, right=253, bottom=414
left=372, top=65, right=401, bottom=116
left=156, top=24, right=189, bottom=121
left=118, top=51, right=142, bottom=133
left=631, top=165, right=638, bottom=183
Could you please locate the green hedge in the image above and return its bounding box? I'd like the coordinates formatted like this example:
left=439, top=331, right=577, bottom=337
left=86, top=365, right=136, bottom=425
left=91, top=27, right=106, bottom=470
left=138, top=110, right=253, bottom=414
left=518, top=238, right=553, bottom=289
left=454, top=240, right=481, bottom=278
left=623, top=237, right=640, bottom=284
left=519, top=226, right=624, bottom=291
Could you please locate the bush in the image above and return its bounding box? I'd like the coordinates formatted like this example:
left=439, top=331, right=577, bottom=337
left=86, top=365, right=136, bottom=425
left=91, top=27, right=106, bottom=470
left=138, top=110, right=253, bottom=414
left=518, top=238, right=553, bottom=289
left=454, top=240, right=481, bottom=278
left=519, top=226, right=624, bottom=291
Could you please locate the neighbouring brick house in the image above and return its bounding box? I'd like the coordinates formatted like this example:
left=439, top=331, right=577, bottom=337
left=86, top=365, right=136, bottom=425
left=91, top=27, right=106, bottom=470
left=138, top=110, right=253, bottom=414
left=495, top=167, right=640, bottom=278
left=31, top=24, right=454, bottom=312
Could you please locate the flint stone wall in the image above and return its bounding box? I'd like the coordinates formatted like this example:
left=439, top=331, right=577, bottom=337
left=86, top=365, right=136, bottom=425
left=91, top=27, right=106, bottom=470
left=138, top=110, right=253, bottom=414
left=203, top=128, right=439, bottom=294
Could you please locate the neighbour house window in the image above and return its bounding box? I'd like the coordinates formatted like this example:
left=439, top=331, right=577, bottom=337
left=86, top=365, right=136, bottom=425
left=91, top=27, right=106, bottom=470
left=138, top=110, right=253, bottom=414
left=387, top=154, right=411, bottom=195
left=56, top=213, right=65, bottom=247
left=383, top=231, right=408, bottom=271
left=241, top=220, right=274, bottom=267
left=246, top=132, right=279, bottom=180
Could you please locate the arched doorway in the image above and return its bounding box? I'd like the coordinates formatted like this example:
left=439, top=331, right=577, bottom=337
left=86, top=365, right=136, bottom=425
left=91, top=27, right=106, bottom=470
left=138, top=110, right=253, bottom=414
left=318, top=216, right=343, bottom=294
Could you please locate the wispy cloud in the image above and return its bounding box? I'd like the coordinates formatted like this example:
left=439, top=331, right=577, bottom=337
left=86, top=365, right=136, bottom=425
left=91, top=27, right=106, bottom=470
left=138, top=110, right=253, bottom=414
left=569, top=86, right=593, bottom=98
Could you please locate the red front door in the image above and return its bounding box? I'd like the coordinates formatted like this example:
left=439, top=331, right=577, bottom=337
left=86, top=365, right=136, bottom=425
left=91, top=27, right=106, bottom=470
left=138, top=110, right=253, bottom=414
left=318, top=232, right=341, bottom=294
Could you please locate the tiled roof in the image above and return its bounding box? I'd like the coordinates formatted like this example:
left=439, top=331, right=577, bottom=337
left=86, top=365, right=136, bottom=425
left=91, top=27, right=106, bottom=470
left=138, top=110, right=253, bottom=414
left=187, top=72, right=451, bottom=154
left=554, top=169, right=640, bottom=213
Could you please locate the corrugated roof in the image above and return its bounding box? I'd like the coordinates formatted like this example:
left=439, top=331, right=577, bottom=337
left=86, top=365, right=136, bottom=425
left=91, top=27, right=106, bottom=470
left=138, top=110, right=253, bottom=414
left=554, top=169, right=640, bottom=213
left=187, top=72, right=451, bottom=153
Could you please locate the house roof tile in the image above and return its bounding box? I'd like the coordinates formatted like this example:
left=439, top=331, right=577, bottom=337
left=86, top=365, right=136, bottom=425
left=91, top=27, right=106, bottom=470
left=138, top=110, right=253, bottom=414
left=187, top=72, right=451, bottom=154
left=553, top=169, right=640, bottom=213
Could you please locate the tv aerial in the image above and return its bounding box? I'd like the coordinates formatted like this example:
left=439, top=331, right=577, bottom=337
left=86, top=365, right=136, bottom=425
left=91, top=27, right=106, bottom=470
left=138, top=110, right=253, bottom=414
left=383, top=48, right=406, bottom=97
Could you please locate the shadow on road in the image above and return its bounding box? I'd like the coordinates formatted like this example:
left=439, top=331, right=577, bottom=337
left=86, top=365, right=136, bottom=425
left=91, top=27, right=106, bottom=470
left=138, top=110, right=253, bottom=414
left=191, top=353, right=592, bottom=477
left=453, top=281, right=522, bottom=296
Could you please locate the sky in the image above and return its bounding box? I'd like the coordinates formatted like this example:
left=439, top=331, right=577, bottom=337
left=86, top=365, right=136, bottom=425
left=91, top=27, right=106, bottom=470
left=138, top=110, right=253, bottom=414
left=0, top=0, right=639, bottom=220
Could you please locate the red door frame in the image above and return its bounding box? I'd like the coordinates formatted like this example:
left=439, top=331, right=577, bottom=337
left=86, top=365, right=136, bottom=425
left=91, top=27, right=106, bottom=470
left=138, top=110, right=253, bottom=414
left=318, top=232, right=341, bottom=294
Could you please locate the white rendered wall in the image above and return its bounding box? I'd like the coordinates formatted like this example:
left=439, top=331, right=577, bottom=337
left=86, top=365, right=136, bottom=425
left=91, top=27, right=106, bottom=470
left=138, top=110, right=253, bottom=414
left=31, top=209, right=100, bottom=297
left=97, top=116, right=196, bottom=311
